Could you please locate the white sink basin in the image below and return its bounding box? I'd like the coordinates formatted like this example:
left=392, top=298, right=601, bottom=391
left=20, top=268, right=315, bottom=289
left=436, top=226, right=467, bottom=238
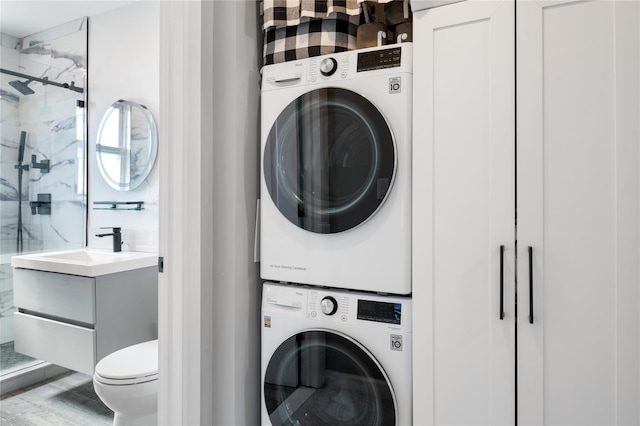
left=11, top=249, right=158, bottom=277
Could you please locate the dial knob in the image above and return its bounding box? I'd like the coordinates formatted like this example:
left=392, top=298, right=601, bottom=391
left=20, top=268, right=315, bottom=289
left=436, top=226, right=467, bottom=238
left=319, top=57, right=338, bottom=76
left=320, top=296, right=338, bottom=315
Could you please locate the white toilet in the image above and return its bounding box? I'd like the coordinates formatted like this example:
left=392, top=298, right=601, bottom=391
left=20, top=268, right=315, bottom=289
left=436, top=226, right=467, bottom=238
left=93, top=340, right=158, bottom=426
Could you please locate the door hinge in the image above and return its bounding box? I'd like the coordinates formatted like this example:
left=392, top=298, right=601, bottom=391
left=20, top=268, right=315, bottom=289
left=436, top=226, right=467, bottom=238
left=158, top=256, right=164, bottom=273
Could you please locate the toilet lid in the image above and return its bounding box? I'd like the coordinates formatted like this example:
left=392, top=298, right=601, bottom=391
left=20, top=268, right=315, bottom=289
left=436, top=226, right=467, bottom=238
left=95, top=340, right=158, bottom=381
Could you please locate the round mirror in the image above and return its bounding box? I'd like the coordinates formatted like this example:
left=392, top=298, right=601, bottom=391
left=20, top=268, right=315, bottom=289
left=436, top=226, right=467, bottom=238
left=96, top=99, right=158, bottom=191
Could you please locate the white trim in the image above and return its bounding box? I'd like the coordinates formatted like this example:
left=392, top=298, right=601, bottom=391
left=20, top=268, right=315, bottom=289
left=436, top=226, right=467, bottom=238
left=158, top=1, right=203, bottom=424
left=159, top=2, right=261, bottom=424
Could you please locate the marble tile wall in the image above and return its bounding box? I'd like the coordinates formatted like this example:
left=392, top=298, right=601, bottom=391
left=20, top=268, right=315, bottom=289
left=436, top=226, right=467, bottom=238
left=1, top=17, right=87, bottom=257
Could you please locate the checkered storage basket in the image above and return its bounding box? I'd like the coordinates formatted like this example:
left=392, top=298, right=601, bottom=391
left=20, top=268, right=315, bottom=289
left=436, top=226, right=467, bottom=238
left=263, top=13, right=359, bottom=65
left=262, top=0, right=405, bottom=66
left=262, top=1, right=363, bottom=66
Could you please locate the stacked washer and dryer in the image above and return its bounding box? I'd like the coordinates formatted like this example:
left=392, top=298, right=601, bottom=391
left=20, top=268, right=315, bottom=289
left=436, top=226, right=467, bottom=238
left=260, top=43, right=413, bottom=426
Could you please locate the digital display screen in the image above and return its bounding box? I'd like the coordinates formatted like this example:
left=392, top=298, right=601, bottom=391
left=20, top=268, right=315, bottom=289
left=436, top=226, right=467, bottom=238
left=357, top=300, right=401, bottom=324
left=357, top=47, right=402, bottom=72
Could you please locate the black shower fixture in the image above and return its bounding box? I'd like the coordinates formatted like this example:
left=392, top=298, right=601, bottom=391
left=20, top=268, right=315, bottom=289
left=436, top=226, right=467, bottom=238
left=17, top=130, right=26, bottom=164
left=0, top=68, right=83, bottom=94
left=15, top=131, right=28, bottom=253
left=9, top=79, right=35, bottom=96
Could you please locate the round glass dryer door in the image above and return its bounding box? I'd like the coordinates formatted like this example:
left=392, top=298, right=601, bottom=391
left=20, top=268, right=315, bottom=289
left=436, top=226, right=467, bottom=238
left=264, top=88, right=396, bottom=234
left=264, top=330, right=397, bottom=425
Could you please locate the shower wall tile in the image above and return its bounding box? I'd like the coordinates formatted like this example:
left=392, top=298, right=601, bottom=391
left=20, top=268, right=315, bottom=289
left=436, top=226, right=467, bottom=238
left=0, top=202, right=19, bottom=245
left=0, top=263, right=13, bottom=292
left=0, top=43, right=21, bottom=170
left=0, top=122, right=21, bottom=167
left=0, top=41, right=19, bottom=74
left=0, top=162, right=28, bottom=201
left=0, top=33, right=20, bottom=50
left=1, top=41, right=23, bottom=255
left=0, top=95, right=19, bottom=124
left=0, top=263, right=15, bottom=344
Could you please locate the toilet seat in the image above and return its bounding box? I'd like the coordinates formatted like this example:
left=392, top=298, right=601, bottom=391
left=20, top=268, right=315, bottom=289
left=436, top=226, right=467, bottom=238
left=95, top=340, right=158, bottom=386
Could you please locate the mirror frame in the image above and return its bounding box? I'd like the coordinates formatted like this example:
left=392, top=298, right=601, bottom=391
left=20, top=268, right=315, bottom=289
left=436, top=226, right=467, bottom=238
left=96, top=99, right=158, bottom=191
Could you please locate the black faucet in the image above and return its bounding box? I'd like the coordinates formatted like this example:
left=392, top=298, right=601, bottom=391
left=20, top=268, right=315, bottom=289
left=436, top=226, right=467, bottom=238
left=96, top=227, right=122, bottom=252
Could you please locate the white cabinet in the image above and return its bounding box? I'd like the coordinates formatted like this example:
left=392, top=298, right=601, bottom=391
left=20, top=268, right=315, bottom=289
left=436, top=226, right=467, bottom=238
left=13, top=267, right=158, bottom=375
left=516, top=1, right=640, bottom=424
left=412, top=1, right=516, bottom=424
left=413, top=0, right=639, bottom=424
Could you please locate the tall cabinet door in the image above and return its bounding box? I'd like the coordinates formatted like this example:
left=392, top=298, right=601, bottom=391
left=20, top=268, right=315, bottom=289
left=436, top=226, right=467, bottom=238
left=517, top=1, right=640, bottom=424
left=412, top=2, right=515, bottom=424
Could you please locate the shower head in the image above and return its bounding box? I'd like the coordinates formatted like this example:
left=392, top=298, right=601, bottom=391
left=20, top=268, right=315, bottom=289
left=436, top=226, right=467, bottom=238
left=18, top=131, right=27, bottom=163
left=9, top=79, right=35, bottom=96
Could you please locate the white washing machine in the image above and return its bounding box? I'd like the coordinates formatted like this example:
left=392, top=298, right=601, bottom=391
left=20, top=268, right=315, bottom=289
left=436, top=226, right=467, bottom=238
left=260, top=44, right=412, bottom=295
left=261, top=282, right=412, bottom=426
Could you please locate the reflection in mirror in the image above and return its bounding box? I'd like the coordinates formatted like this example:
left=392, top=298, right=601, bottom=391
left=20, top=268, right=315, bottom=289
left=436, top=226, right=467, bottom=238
left=96, top=99, right=157, bottom=191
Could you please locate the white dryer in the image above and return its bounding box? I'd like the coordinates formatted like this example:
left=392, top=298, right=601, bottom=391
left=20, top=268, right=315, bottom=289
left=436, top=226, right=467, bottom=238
left=261, top=282, right=412, bottom=426
left=260, top=44, right=412, bottom=294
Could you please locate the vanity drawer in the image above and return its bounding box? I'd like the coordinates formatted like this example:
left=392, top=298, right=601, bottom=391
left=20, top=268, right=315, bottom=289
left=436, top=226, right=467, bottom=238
left=14, top=312, right=96, bottom=376
left=13, top=268, right=95, bottom=324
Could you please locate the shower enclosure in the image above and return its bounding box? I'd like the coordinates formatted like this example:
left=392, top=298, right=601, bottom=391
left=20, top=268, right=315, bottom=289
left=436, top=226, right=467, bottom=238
left=0, top=19, right=87, bottom=380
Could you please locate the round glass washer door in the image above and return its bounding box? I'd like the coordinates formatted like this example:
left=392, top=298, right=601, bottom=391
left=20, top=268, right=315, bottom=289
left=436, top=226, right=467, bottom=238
left=264, top=330, right=397, bottom=425
left=263, top=88, right=396, bottom=234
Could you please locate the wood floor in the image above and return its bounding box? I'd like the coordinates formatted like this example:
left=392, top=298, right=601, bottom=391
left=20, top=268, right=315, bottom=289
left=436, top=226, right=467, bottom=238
left=0, top=371, right=113, bottom=425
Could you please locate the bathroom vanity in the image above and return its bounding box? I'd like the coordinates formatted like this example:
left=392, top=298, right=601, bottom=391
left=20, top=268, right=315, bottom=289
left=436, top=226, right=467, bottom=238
left=11, top=249, right=158, bottom=376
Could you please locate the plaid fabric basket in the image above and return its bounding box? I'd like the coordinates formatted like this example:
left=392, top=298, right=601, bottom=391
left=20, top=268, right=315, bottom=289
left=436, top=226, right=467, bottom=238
left=262, top=0, right=402, bottom=66
left=263, top=0, right=360, bottom=30
left=263, top=12, right=360, bottom=65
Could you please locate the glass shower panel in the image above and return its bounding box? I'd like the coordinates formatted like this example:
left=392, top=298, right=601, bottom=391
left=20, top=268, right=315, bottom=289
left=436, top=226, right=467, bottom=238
left=0, top=18, right=87, bottom=377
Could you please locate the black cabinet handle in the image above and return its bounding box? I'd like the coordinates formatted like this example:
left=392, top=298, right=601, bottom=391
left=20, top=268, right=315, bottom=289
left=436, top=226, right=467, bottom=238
left=528, top=246, right=534, bottom=324
left=500, top=245, right=505, bottom=320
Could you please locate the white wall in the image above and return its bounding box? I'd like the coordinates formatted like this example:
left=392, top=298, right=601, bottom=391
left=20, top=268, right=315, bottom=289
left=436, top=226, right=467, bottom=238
left=209, top=2, right=261, bottom=423
left=88, top=1, right=160, bottom=253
